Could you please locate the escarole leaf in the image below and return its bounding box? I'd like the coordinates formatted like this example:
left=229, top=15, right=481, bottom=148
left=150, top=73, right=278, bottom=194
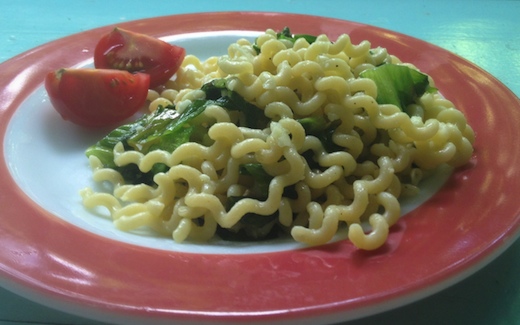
left=359, top=64, right=437, bottom=113
left=85, top=78, right=268, bottom=185
left=253, top=27, right=317, bottom=54
left=276, top=26, right=318, bottom=46
left=239, top=163, right=273, bottom=200
left=84, top=105, right=187, bottom=184
left=298, top=116, right=342, bottom=153
left=201, top=78, right=270, bottom=129
left=85, top=103, right=199, bottom=160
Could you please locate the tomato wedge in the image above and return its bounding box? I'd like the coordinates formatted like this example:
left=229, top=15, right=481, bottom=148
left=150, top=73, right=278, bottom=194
left=94, top=28, right=186, bottom=88
left=45, top=68, right=150, bottom=127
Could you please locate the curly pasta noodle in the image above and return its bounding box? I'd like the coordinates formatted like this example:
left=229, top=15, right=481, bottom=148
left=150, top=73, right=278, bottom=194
left=81, top=29, right=475, bottom=250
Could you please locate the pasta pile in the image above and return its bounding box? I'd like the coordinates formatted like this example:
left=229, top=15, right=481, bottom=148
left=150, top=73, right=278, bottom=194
left=81, top=29, right=475, bottom=250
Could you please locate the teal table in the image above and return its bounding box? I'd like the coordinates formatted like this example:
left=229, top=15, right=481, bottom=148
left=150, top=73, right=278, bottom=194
left=1, top=1, right=519, bottom=324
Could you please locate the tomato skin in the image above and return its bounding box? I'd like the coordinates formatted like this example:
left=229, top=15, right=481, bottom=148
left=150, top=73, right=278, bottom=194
left=94, top=28, right=186, bottom=88
left=45, top=69, right=150, bottom=127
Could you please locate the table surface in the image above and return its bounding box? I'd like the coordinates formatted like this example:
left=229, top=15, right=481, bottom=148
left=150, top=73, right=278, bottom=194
left=1, top=1, right=519, bottom=324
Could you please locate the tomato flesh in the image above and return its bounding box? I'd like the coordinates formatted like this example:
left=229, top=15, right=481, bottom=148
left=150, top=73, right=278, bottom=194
left=45, top=68, right=150, bottom=127
left=94, top=28, right=185, bottom=88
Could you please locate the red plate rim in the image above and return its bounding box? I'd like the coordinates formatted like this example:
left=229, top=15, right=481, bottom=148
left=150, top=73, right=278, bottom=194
left=1, top=11, right=520, bottom=325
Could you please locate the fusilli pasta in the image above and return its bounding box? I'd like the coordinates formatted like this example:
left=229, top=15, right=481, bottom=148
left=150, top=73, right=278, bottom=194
left=81, top=29, right=475, bottom=250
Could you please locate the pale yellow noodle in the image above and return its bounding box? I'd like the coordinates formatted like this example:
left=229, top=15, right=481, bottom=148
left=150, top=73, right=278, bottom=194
left=82, top=29, right=475, bottom=250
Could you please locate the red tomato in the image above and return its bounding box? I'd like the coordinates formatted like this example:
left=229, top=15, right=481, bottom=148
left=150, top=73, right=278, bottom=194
left=45, top=68, right=150, bottom=127
left=94, top=28, right=186, bottom=88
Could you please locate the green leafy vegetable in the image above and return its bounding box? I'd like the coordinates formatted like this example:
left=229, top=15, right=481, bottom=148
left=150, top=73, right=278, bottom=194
left=85, top=106, right=186, bottom=184
left=239, top=163, right=273, bottom=199
left=216, top=164, right=279, bottom=241
left=216, top=206, right=279, bottom=241
left=85, top=78, right=269, bottom=185
left=253, top=26, right=318, bottom=54
left=297, top=115, right=328, bottom=135
left=359, top=63, right=437, bottom=113
left=201, top=79, right=270, bottom=129
left=276, top=26, right=318, bottom=46
left=298, top=116, right=342, bottom=153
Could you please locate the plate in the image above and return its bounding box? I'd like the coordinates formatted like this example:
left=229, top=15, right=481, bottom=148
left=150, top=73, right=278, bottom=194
left=1, top=12, right=520, bottom=325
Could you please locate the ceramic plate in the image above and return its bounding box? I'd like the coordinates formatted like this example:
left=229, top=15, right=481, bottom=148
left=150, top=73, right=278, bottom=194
left=1, top=12, right=520, bottom=325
